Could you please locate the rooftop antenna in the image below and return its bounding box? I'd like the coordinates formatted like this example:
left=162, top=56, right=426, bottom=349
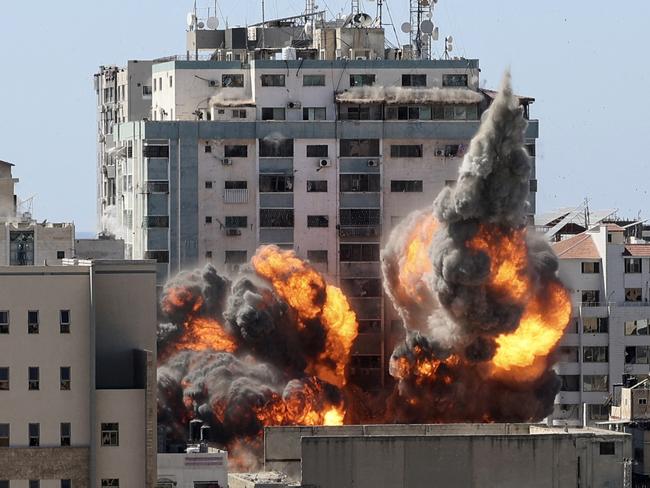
left=409, top=0, right=437, bottom=59
left=351, top=0, right=360, bottom=15
left=261, top=0, right=266, bottom=49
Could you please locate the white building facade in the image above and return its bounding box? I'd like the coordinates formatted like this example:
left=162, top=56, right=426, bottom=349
left=0, top=260, right=158, bottom=487
left=552, top=223, right=650, bottom=424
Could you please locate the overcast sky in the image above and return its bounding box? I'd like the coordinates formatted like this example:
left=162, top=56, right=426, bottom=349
left=0, top=0, right=648, bottom=232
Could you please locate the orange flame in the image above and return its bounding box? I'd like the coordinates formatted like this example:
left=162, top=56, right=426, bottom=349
left=173, top=316, right=237, bottom=354
left=398, top=214, right=438, bottom=300
left=252, top=246, right=358, bottom=387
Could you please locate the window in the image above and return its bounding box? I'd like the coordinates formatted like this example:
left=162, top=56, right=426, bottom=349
left=307, top=215, right=329, bottom=228
left=340, top=105, right=382, bottom=121
left=529, top=180, right=538, bottom=192
left=261, top=74, right=285, bottom=87
left=143, top=145, right=169, bottom=158
left=340, top=209, right=380, bottom=226
left=583, top=317, right=608, bottom=333
left=260, top=209, right=294, bottom=227
left=625, top=258, right=643, bottom=273
left=29, top=423, right=40, bottom=447
left=57, top=251, right=65, bottom=259
left=60, top=367, right=71, bottom=390
left=10, top=230, right=34, bottom=265
left=525, top=143, right=536, bottom=157
left=640, top=398, right=648, bottom=405
left=0, top=423, right=8, bottom=446
left=583, top=375, right=608, bottom=392
left=359, top=320, right=381, bottom=333
left=340, top=139, right=380, bottom=157
left=142, top=85, right=152, bottom=96
left=391, top=180, right=423, bottom=192
left=225, top=145, right=248, bottom=158
left=146, top=181, right=169, bottom=193
left=259, top=138, right=293, bottom=157
left=144, top=216, right=169, bottom=228
left=205, top=181, right=213, bottom=189
left=0, top=482, right=6, bottom=488
left=307, top=180, right=327, bottom=192
left=28, top=367, right=39, bottom=390
left=583, top=346, right=608, bottom=363
left=27, top=310, right=38, bottom=334
left=307, top=250, right=328, bottom=263
left=559, top=375, right=580, bottom=392
left=581, top=290, right=600, bottom=305
left=261, top=107, right=286, bottom=120
left=29, top=481, right=39, bottom=488
left=625, top=346, right=650, bottom=364
left=402, top=74, right=426, bottom=87
left=350, top=355, right=381, bottom=369
left=625, top=319, right=649, bottom=336
left=232, top=109, right=247, bottom=119
left=442, top=74, right=468, bottom=87
left=444, top=144, right=461, bottom=157
left=259, top=175, right=293, bottom=192
left=303, top=74, right=325, bottom=86
left=0, top=311, right=7, bottom=334
left=557, top=346, right=579, bottom=363
left=101, top=480, right=120, bottom=487
left=225, top=180, right=248, bottom=189
left=626, top=288, right=643, bottom=302
left=225, top=216, right=247, bottom=228
left=61, top=422, right=71, bottom=446
left=303, top=107, right=326, bottom=120
left=144, top=250, right=169, bottom=263
left=204, top=144, right=212, bottom=153
left=390, top=145, right=423, bottom=158
left=341, top=278, right=382, bottom=297
left=306, top=145, right=328, bottom=157
left=608, top=233, right=612, bottom=243
left=340, top=174, right=380, bottom=192
left=222, top=74, right=244, bottom=87
left=350, top=74, right=375, bottom=87
left=205, top=251, right=213, bottom=259
left=600, top=442, right=615, bottom=455
left=225, top=251, right=247, bottom=264
left=205, top=216, right=212, bottom=224
left=340, top=243, right=380, bottom=262
left=589, top=404, right=609, bottom=421
left=581, top=262, right=600, bottom=273
left=101, top=423, right=119, bottom=446
left=0, top=368, right=8, bottom=390
left=61, top=480, right=71, bottom=488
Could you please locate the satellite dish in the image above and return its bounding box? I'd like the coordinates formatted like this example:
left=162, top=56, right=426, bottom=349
left=197, top=21, right=205, bottom=29
left=446, top=35, right=453, bottom=43
left=420, top=20, right=434, bottom=34
left=401, top=22, right=412, bottom=33
left=353, top=13, right=373, bottom=27
left=206, top=16, right=219, bottom=29
left=432, top=26, right=439, bottom=40
left=186, top=12, right=196, bottom=27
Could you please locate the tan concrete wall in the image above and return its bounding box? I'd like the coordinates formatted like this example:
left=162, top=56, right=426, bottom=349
left=0, top=446, right=89, bottom=485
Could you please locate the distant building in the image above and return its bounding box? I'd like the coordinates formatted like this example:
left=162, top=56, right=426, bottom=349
left=74, top=235, right=125, bottom=260
left=262, top=423, right=631, bottom=488
left=0, top=259, right=158, bottom=487
left=551, top=222, right=650, bottom=425
left=95, top=9, right=539, bottom=390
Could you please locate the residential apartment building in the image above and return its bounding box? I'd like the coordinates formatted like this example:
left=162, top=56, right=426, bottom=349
left=95, top=15, right=539, bottom=388
left=0, top=260, right=157, bottom=487
left=551, top=223, right=650, bottom=424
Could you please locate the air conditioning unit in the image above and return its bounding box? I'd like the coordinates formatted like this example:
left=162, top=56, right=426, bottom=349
left=287, top=101, right=302, bottom=109
left=367, top=159, right=378, bottom=167
left=208, top=80, right=218, bottom=87
left=226, top=228, right=242, bottom=236
left=221, top=158, right=232, bottom=166
left=435, top=149, right=445, bottom=157
left=319, top=159, right=331, bottom=168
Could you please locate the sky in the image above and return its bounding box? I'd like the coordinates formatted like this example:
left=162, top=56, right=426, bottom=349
left=0, top=0, right=648, bottom=233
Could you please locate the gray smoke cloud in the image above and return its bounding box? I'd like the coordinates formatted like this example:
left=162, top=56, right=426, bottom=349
left=336, top=85, right=484, bottom=104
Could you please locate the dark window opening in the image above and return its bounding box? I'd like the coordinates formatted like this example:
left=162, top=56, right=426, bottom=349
left=391, top=180, right=423, bottom=192
left=225, top=145, right=248, bottom=158
left=259, top=175, right=293, bottom=192
left=307, top=180, right=328, bottom=192
left=260, top=209, right=294, bottom=227
left=306, top=145, right=328, bottom=157
left=307, top=215, right=329, bottom=228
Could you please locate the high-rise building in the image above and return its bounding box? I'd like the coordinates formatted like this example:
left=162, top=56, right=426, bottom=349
left=0, top=259, right=158, bottom=487
left=551, top=222, right=650, bottom=425
left=95, top=12, right=539, bottom=388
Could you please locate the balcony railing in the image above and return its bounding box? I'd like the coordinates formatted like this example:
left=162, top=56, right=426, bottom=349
left=339, top=225, right=381, bottom=238
left=223, top=189, right=248, bottom=204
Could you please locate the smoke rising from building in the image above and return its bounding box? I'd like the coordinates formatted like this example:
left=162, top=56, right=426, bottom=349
left=157, top=73, right=571, bottom=467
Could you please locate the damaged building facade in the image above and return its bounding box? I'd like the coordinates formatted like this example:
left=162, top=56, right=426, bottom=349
left=0, top=260, right=158, bottom=487
left=95, top=14, right=539, bottom=388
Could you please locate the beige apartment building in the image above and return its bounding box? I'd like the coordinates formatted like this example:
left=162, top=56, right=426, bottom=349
left=0, top=260, right=157, bottom=487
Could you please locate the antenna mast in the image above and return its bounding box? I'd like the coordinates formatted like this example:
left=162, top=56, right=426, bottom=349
left=351, top=0, right=359, bottom=15
left=409, top=0, right=436, bottom=59
left=261, top=0, right=266, bottom=48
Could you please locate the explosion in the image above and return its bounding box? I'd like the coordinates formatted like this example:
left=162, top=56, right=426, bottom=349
left=157, top=72, right=572, bottom=466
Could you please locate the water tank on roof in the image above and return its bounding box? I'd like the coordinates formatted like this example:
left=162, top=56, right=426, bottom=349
left=282, top=47, right=297, bottom=60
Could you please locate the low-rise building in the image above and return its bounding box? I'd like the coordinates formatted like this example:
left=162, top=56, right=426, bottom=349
left=0, top=259, right=158, bottom=487
left=157, top=450, right=228, bottom=488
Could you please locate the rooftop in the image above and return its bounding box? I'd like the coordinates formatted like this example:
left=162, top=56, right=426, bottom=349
left=551, top=233, right=600, bottom=259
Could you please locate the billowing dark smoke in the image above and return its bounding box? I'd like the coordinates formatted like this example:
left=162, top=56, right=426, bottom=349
left=383, top=72, right=571, bottom=422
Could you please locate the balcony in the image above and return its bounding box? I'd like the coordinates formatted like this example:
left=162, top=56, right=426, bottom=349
left=223, top=189, right=248, bottom=204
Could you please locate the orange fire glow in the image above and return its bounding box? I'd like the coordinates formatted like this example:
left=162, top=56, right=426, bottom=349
left=173, top=316, right=237, bottom=354
left=252, top=246, right=358, bottom=387
left=398, top=213, right=438, bottom=301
